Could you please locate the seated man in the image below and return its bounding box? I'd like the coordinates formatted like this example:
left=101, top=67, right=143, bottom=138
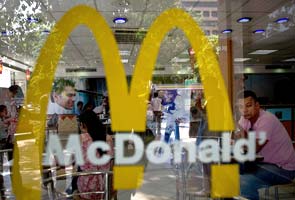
left=236, top=90, right=295, bottom=200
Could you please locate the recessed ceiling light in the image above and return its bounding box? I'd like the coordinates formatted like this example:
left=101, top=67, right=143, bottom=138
left=221, top=29, right=232, bottom=34
left=253, top=29, right=265, bottom=34
left=121, top=59, right=128, bottom=63
left=282, top=58, right=295, bottom=62
left=249, top=50, right=277, bottom=55
left=237, top=17, right=252, bottom=23
left=172, top=57, right=190, bottom=63
left=1, top=30, right=14, bottom=36
left=119, top=50, right=130, bottom=56
left=41, top=30, right=50, bottom=34
left=234, top=58, right=251, bottom=62
left=275, top=17, right=289, bottom=24
left=27, top=17, right=40, bottom=23
left=113, top=17, right=128, bottom=24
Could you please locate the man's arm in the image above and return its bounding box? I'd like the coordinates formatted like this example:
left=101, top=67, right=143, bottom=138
left=233, top=127, right=268, bottom=153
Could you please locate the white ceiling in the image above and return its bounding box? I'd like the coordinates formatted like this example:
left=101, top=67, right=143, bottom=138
left=0, top=0, right=294, bottom=77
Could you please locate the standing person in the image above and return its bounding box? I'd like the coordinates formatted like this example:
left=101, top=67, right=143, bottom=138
left=77, top=110, right=114, bottom=199
left=151, top=92, right=162, bottom=135
left=5, top=85, right=22, bottom=153
left=47, top=79, right=76, bottom=114
left=75, top=101, right=83, bottom=116
left=236, top=90, right=295, bottom=200
left=93, top=95, right=110, bottom=116
left=0, top=105, right=8, bottom=197
left=0, top=105, right=9, bottom=150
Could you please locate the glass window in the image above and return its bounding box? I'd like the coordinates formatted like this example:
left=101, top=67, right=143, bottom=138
left=211, top=11, right=218, bottom=17
left=203, top=11, right=210, bottom=17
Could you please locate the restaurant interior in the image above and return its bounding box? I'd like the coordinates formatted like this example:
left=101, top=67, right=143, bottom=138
left=0, top=0, right=295, bottom=199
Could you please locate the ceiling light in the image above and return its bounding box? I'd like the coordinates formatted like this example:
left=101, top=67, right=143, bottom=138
left=41, top=30, right=50, bottom=34
left=1, top=57, right=31, bottom=71
left=119, top=50, right=130, bottom=56
left=1, top=30, right=14, bottom=36
left=121, top=59, right=128, bottom=63
left=249, top=50, right=277, bottom=55
left=113, top=17, right=128, bottom=24
left=172, top=58, right=190, bottom=63
left=234, top=58, right=251, bottom=62
left=237, top=17, right=252, bottom=23
left=275, top=17, right=289, bottom=24
left=244, top=67, right=254, bottom=73
left=27, top=17, right=40, bottom=23
left=221, top=29, right=232, bottom=34
left=253, top=29, right=265, bottom=34
left=282, top=58, right=295, bottom=62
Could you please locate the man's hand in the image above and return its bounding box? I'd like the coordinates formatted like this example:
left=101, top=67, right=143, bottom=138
left=233, top=125, right=247, bottom=139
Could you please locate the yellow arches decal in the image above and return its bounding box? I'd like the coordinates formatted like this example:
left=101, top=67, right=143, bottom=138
left=13, top=5, right=234, bottom=199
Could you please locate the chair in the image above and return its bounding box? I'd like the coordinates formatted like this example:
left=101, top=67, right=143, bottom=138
left=173, top=136, right=222, bottom=200
left=43, top=157, right=116, bottom=200
left=0, top=148, right=14, bottom=199
left=259, top=180, right=295, bottom=200
left=259, top=142, right=295, bottom=200
left=43, top=170, right=115, bottom=200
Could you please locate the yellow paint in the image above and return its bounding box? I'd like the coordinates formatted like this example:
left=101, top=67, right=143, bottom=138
left=113, top=166, right=144, bottom=189
left=13, top=5, right=234, bottom=199
left=211, top=164, right=240, bottom=198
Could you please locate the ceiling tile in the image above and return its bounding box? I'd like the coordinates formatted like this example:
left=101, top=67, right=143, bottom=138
left=45, top=0, right=95, bottom=12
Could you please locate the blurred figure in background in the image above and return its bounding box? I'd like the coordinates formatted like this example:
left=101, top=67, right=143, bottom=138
left=5, top=85, right=23, bottom=155
left=93, top=95, right=110, bottom=116
left=0, top=105, right=9, bottom=150
left=151, top=91, right=162, bottom=135
left=75, top=101, right=84, bottom=116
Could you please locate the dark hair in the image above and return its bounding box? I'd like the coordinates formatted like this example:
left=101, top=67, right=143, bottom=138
left=53, top=79, right=75, bottom=94
left=0, top=105, right=7, bottom=112
left=9, top=85, right=19, bottom=94
left=237, top=90, right=258, bottom=102
left=79, top=110, right=105, bottom=142
left=9, top=85, right=24, bottom=98
left=82, top=101, right=94, bottom=112
left=77, top=101, right=83, bottom=107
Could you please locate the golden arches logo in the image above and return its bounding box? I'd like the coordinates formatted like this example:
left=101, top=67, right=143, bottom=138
left=12, top=5, right=234, bottom=199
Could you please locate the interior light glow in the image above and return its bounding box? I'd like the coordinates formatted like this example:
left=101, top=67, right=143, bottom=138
left=282, top=58, right=295, bottom=62
left=221, top=29, right=232, bottom=34
left=113, top=17, right=128, bottom=24
left=1, top=30, right=14, bottom=36
left=249, top=50, right=277, bottom=55
left=119, top=50, right=131, bottom=56
left=41, top=30, right=50, bottom=34
left=275, top=17, right=289, bottom=24
left=237, top=17, right=252, bottom=23
left=121, top=59, right=128, bottom=63
left=234, top=58, right=251, bottom=62
left=27, top=17, right=40, bottom=23
left=253, top=29, right=265, bottom=34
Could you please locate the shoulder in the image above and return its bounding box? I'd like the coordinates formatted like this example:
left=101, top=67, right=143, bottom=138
left=80, top=133, right=92, bottom=142
left=259, top=110, right=280, bottom=124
